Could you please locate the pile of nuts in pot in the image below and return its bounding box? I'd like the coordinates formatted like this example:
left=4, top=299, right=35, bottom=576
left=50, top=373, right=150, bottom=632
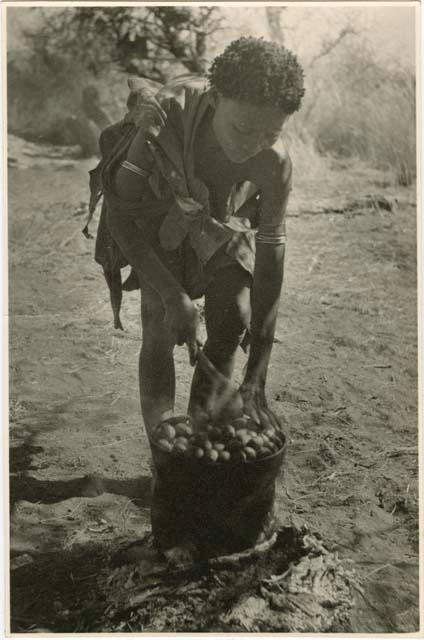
left=151, top=415, right=284, bottom=463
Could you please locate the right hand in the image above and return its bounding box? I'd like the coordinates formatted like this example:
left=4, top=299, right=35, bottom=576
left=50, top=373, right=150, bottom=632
left=196, top=351, right=244, bottom=421
left=164, top=292, right=202, bottom=366
left=128, top=86, right=168, bottom=131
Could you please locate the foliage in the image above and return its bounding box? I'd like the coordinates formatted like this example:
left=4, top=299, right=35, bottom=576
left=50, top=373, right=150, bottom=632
left=23, top=6, right=224, bottom=79
left=300, top=39, right=416, bottom=185
left=264, top=9, right=416, bottom=184
left=8, top=7, right=417, bottom=184
left=8, top=6, right=224, bottom=143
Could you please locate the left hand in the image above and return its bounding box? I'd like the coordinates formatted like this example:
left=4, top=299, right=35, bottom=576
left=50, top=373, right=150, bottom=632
left=240, top=382, right=283, bottom=430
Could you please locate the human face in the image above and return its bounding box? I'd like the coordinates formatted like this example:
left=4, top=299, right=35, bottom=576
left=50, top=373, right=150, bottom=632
left=212, top=94, right=289, bottom=164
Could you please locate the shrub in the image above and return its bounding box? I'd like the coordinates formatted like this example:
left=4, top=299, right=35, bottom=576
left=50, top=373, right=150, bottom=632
left=300, top=41, right=416, bottom=185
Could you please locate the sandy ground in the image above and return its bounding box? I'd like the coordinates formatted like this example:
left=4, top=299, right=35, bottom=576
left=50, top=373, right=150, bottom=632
left=7, top=144, right=419, bottom=632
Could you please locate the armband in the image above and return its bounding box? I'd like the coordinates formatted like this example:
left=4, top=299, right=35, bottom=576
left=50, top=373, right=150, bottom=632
left=255, top=231, right=287, bottom=245
left=120, top=160, right=150, bottom=179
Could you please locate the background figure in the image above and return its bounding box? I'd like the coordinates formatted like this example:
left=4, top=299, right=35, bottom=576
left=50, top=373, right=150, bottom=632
left=65, top=86, right=112, bottom=158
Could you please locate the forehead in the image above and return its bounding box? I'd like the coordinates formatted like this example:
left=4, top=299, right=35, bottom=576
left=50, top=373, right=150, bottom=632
left=222, top=97, right=288, bottom=131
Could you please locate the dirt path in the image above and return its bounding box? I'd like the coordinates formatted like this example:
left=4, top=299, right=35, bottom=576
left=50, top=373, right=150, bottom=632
left=8, top=148, right=419, bottom=632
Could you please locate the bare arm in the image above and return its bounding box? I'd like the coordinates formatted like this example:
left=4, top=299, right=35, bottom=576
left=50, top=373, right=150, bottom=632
left=113, top=86, right=170, bottom=201
left=241, top=149, right=292, bottom=425
left=106, top=198, right=184, bottom=303
left=244, top=242, right=286, bottom=387
left=113, top=129, right=154, bottom=201
left=105, top=121, right=201, bottom=361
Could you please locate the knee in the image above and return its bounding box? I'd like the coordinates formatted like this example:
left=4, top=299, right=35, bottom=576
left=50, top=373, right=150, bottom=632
left=141, top=293, right=174, bottom=348
left=142, top=295, right=163, bottom=328
left=227, top=299, right=250, bottom=341
left=235, top=290, right=251, bottom=333
left=209, top=294, right=251, bottom=348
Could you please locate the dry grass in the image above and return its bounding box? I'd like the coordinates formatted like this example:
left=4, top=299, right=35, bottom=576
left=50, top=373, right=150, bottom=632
left=298, top=42, right=416, bottom=186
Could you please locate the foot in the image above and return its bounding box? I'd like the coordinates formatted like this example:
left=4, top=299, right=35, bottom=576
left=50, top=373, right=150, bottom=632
left=114, top=315, right=124, bottom=330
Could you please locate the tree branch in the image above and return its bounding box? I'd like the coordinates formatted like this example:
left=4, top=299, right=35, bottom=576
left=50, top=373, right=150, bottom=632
left=308, top=26, right=357, bottom=68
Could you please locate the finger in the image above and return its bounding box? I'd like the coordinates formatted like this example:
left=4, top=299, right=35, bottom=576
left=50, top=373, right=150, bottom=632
left=175, top=326, right=185, bottom=346
left=196, top=350, right=218, bottom=380
left=264, top=407, right=281, bottom=430
left=195, top=323, right=204, bottom=349
left=144, top=108, right=167, bottom=129
left=187, top=339, right=199, bottom=367
left=149, top=104, right=167, bottom=128
left=133, top=105, right=166, bottom=129
left=205, top=390, right=218, bottom=416
left=272, top=408, right=286, bottom=432
left=258, top=408, right=272, bottom=429
left=138, top=100, right=167, bottom=127
left=246, top=404, right=260, bottom=425
left=153, top=101, right=168, bottom=126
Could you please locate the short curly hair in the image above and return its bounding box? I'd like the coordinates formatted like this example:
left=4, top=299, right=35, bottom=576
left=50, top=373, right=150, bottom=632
left=208, top=36, right=305, bottom=113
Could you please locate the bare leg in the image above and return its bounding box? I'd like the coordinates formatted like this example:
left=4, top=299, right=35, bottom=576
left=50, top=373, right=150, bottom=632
left=188, top=264, right=251, bottom=415
left=103, top=268, right=123, bottom=330
left=139, top=286, right=176, bottom=432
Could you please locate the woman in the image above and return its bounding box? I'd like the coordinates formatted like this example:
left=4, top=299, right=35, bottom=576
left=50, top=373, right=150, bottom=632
left=96, top=36, right=305, bottom=432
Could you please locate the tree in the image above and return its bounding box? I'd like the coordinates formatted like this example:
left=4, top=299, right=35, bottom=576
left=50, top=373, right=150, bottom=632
left=25, top=6, right=224, bottom=80
left=266, top=8, right=286, bottom=44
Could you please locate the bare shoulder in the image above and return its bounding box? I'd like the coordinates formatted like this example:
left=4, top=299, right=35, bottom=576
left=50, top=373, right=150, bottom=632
left=249, top=139, right=292, bottom=190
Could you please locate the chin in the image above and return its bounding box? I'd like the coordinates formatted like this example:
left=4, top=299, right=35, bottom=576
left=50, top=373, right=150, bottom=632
left=224, top=148, right=253, bottom=164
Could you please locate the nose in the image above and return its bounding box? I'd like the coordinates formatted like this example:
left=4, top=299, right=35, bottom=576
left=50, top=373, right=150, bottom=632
left=237, top=132, right=276, bottom=160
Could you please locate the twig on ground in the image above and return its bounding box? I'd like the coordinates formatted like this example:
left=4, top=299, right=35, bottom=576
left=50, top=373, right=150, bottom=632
left=209, top=532, right=278, bottom=569
left=88, top=436, right=143, bottom=449
left=378, top=446, right=417, bottom=458
left=352, top=583, right=380, bottom=612
left=360, top=446, right=417, bottom=467
left=263, top=566, right=293, bottom=585
left=303, top=534, right=329, bottom=555
left=364, top=563, right=393, bottom=579
left=355, top=558, right=418, bottom=568
left=128, top=585, right=174, bottom=608
left=39, top=500, right=83, bottom=524
left=59, top=228, right=81, bottom=250
left=287, top=595, right=315, bottom=616
left=119, top=498, right=136, bottom=522
left=306, top=470, right=353, bottom=488
left=362, top=364, right=392, bottom=369
left=404, top=483, right=411, bottom=509
left=72, top=572, right=99, bottom=582
left=284, top=486, right=297, bottom=501
left=285, top=491, right=325, bottom=503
